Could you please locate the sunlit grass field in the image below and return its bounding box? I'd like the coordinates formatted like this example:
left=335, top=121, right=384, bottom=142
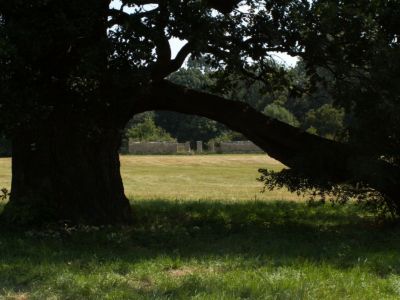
left=0, top=157, right=11, bottom=192
left=0, top=155, right=300, bottom=203
left=0, top=155, right=400, bottom=299
left=120, top=154, right=300, bottom=201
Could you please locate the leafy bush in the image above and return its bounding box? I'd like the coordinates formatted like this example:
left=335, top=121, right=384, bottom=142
left=127, top=117, right=176, bottom=142
left=258, top=168, right=395, bottom=218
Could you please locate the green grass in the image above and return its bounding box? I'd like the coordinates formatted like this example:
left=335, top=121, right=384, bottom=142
left=0, top=155, right=399, bottom=299
left=1, top=201, right=400, bottom=299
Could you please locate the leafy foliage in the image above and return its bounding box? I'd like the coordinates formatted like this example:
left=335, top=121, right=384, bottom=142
left=299, top=0, right=400, bottom=162
left=258, top=168, right=392, bottom=217
left=127, top=116, right=175, bottom=142
left=253, top=1, right=400, bottom=215
left=263, top=103, right=300, bottom=127
left=303, top=104, right=345, bottom=140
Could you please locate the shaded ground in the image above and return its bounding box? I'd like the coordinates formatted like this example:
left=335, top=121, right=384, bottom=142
left=0, top=200, right=399, bottom=299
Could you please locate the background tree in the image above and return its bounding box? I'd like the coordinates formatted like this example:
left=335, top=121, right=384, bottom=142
left=303, top=104, right=345, bottom=140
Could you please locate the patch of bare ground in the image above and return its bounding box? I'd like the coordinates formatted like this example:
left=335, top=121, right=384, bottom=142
left=166, top=267, right=195, bottom=278
left=3, top=293, right=30, bottom=300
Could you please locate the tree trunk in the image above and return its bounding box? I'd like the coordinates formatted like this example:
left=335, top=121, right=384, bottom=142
left=1, top=122, right=132, bottom=225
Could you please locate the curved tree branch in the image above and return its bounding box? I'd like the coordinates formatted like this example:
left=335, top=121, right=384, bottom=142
left=131, top=80, right=400, bottom=204
left=108, top=7, right=193, bottom=81
left=134, top=81, right=350, bottom=177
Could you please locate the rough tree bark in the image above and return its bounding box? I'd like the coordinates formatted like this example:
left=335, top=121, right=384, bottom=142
left=1, top=120, right=132, bottom=225
left=0, top=0, right=135, bottom=225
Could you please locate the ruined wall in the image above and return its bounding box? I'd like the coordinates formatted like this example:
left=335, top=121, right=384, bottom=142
left=126, top=140, right=262, bottom=154
left=128, top=141, right=191, bottom=154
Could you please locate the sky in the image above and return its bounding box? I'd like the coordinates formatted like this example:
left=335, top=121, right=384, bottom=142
left=109, top=0, right=299, bottom=67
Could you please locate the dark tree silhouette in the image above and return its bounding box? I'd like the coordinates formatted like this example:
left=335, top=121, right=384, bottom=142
left=0, top=0, right=399, bottom=224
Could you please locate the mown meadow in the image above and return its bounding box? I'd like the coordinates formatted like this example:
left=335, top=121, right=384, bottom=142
left=0, top=155, right=399, bottom=299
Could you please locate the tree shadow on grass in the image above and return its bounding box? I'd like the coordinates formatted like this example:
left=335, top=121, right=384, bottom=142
left=0, top=200, right=399, bottom=295
left=132, top=200, right=400, bottom=271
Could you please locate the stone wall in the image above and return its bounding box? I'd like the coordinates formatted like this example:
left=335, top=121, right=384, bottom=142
left=128, top=141, right=191, bottom=154
left=125, top=140, right=262, bottom=154
left=177, top=142, right=191, bottom=153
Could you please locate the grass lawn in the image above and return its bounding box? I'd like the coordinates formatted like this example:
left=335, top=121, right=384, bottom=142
left=0, top=155, right=399, bottom=299
left=120, top=154, right=300, bottom=201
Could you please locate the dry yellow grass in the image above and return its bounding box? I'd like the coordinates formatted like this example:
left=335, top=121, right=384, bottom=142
left=0, top=158, right=11, bottom=189
left=0, top=155, right=301, bottom=202
left=120, top=154, right=300, bottom=201
left=120, top=154, right=283, bottom=166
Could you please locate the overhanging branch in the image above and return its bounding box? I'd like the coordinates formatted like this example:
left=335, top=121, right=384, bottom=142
left=134, top=80, right=350, bottom=175
left=130, top=80, right=400, bottom=202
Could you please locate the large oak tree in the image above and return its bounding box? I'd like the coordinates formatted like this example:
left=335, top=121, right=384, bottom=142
left=0, top=0, right=399, bottom=224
